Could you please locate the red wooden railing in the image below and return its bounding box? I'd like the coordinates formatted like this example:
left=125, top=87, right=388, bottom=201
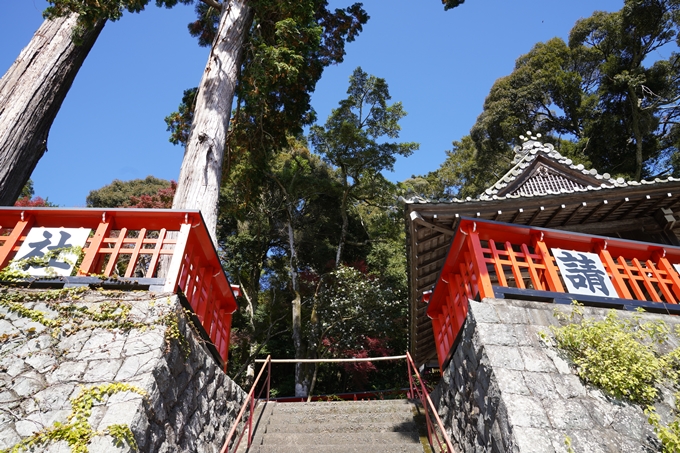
left=226, top=354, right=454, bottom=453
left=0, top=207, right=238, bottom=366
left=407, top=351, right=455, bottom=453
left=221, top=355, right=271, bottom=453
left=428, top=217, right=680, bottom=369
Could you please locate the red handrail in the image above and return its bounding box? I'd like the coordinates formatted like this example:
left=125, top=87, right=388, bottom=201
left=221, top=354, right=453, bottom=452
left=406, top=351, right=455, bottom=453
left=221, top=355, right=272, bottom=453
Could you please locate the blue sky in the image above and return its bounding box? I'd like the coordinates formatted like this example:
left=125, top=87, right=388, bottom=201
left=1, top=0, right=624, bottom=207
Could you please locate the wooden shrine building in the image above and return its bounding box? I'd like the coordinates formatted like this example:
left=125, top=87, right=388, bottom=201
left=404, top=136, right=680, bottom=369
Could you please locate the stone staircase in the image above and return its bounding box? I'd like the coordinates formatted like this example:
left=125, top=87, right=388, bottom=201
left=238, top=399, right=427, bottom=453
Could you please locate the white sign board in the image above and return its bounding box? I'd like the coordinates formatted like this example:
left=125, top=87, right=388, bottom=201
left=14, top=227, right=91, bottom=277
left=552, top=248, right=618, bottom=298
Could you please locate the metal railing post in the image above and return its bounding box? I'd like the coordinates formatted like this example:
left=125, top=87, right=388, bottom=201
left=247, top=392, right=254, bottom=447
left=266, top=359, right=271, bottom=402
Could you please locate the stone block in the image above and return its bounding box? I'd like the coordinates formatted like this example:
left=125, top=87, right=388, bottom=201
left=513, top=427, right=556, bottom=453
left=477, top=323, right=518, bottom=346
left=24, top=352, right=57, bottom=374
left=519, top=347, right=557, bottom=373
left=3, top=359, right=29, bottom=378
left=87, top=435, right=133, bottom=453
left=470, top=302, right=500, bottom=324
left=495, top=369, right=530, bottom=396
left=0, top=320, right=19, bottom=337
left=484, top=345, right=525, bottom=371
left=46, top=361, right=88, bottom=386
left=42, top=440, right=73, bottom=453
left=542, top=346, right=572, bottom=375
left=83, top=359, right=123, bottom=383
left=116, top=351, right=160, bottom=381
left=122, top=329, right=165, bottom=356
left=494, top=305, right=530, bottom=325
left=77, top=330, right=126, bottom=361
left=59, top=330, right=93, bottom=359
left=32, top=383, right=76, bottom=411
left=522, top=371, right=557, bottom=401
left=503, top=394, right=550, bottom=428
left=96, top=396, right=144, bottom=431
left=552, top=374, right=585, bottom=399
left=12, top=370, right=46, bottom=397
left=544, top=399, right=593, bottom=429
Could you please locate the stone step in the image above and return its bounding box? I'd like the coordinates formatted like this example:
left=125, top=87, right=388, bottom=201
left=271, top=400, right=413, bottom=414
left=249, top=444, right=425, bottom=453
left=267, top=411, right=415, bottom=425
left=238, top=402, right=276, bottom=453
left=264, top=420, right=418, bottom=434
left=260, top=432, right=420, bottom=445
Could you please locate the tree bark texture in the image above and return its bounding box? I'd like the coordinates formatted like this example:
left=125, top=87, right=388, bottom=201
left=172, top=0, right=254, bottom=241
left=0, top=14, right=104, bottom=205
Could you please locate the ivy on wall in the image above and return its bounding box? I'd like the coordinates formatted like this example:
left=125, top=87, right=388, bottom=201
left=0, top=287, right=190, bottom=452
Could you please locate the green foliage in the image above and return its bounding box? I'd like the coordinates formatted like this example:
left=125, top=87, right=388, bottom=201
left=551, top=306, right=680, bottom=451
left=165, top=88, right=197, bottom=146
left=552, top=308, right=668, bottom=404
left=423, top=0, right=680, bottom=198
left=0, top=288, right=188, bottom=352
left=310, top=67, right=418, bottom=264
left=442, top=0, right=466, bottom=10
left=1, top=383, right=145, bottom=453
left=0, top=245, right=84, bottom=281
left=86, top=176, right=172, bottom=207
left=648, top=408, right=680, bottom=453
left=311, top=67, right=419, bottom=182
left=44, top=0, right=192, bottom=36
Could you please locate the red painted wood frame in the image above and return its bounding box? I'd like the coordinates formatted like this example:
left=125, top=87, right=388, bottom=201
left=0, top=207, right=237, bottom=367
left=427, top=217, right=680, bottom=369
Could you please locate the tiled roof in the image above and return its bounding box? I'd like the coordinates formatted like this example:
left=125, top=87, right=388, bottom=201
left=402, top=138, right=680, bottom=204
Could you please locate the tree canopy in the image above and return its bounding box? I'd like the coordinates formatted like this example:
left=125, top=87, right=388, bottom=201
left=86, top=176, right=174, bottom=207
left=415, top=0, right=680, bottom=199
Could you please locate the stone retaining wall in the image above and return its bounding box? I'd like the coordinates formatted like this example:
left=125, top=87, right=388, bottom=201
left=0, top=288, right=246, bottom=452
left=431, top=298, right=680, bottom=453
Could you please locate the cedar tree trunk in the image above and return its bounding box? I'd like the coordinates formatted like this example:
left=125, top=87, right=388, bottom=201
left=172, top=0, right=254, bottom=241
left=0, top=14, right=104, bottom=205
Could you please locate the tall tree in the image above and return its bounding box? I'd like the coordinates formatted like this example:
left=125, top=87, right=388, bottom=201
left=0, top=14, right=104, bottom=206
left=310, top=67, right=418, bottom=266
left=421, top=0, right=680, bottom=199
left=167, top=1, right=368, bottom=241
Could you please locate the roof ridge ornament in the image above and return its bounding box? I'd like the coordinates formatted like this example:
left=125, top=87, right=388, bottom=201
left=513, top=131, right=549, bottom=161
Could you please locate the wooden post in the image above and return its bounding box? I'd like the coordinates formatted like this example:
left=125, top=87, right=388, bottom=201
left=163, top=223, right=191, bottom=293
left=468, top=229, right=495, bottom=299
left=78, top=218, right=111, bottom=276
left=0, top=215, right=34, bottom=270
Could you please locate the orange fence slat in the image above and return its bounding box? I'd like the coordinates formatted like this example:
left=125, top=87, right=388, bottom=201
left=521, top=243, right=543, bottom=291
left=0, top=217, right=34, bottom=270
left=488, top=240, right=507, bottom=287
left=597, top=247, right=633, bottom=300
left=124, top=228, right=146, bottom=278
left=533, top=236, right=564, bottom=293
left=647, top=259, right=675, bottom=304
left=468, top=230, right=495, bottom=299
left=145, top=228, right=167, bottom=278
left=657, top=255, right=680, bottom=302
